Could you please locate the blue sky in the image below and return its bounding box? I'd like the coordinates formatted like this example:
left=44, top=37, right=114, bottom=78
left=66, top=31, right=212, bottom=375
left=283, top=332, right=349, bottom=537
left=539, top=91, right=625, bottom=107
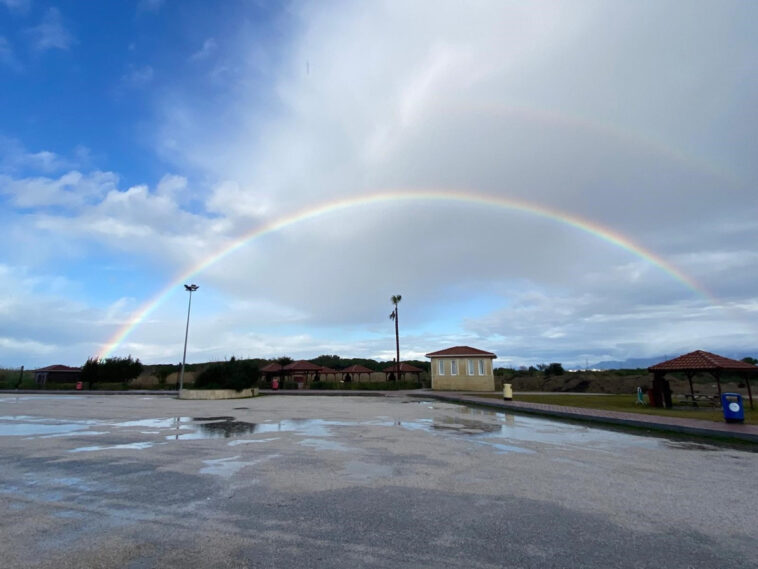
left=2, top=0, right=758, bottom=369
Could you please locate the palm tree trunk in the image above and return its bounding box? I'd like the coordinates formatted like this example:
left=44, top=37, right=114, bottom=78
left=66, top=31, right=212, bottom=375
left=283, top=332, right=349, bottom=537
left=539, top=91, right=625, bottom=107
left=394, top=308, right=400, bottom=381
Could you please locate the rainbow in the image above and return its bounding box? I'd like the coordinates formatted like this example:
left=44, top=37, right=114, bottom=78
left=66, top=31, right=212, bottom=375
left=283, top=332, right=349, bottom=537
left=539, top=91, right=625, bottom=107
left=98, top=188, right=712, bottom=359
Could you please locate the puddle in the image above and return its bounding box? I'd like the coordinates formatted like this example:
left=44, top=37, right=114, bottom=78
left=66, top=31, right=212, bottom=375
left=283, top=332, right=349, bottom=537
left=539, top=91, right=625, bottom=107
left=0, top=416, right=99, bottom=437
left=193, top=416, right=235, bottom=422
left=228, top=437, right=279, bottom=447
left=430, top=417, right=504, bottom=434
left=0, top=396, right=86, bottom=402
left=299, top=438, right=351, bottom=452
left=70, top=442, right=160, bottom=453
left=199, top=455, right=276, bottom=478
left=189, top=420, right=259, bottom=438
left=0, top=405, right=744, bottom=456
left=114, top=418, right=193, bottom=429
left=173, top=418, right=375, bottom=440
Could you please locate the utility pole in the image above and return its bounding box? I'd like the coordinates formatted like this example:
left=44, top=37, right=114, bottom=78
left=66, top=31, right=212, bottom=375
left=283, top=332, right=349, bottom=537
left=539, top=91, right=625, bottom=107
left=179, top=284, right=199, bottom=392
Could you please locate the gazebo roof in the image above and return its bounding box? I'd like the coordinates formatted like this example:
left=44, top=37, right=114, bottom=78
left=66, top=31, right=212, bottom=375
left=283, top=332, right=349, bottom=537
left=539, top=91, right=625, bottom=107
left=35, top=364, right=81, bottom=372
left=648, top=350, right=758, bottom=373
left=340, top=364, right=374, bottom=374
left=318, top=366, right=339, bottom=373
left=383, top=363, right=424, bottom=373
left=283, top=360, right=323, bottom=372
left=260, top=363, right=283, bottom=373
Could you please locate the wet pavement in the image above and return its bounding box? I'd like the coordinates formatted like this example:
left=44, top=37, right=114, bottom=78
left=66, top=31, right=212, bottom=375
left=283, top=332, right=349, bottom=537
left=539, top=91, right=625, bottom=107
left=0, top=394, right=756, bottom=568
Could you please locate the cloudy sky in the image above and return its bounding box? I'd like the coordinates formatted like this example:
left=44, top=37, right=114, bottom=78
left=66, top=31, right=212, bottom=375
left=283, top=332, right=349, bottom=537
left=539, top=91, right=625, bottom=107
left=1, top=0, right=757, bottom=370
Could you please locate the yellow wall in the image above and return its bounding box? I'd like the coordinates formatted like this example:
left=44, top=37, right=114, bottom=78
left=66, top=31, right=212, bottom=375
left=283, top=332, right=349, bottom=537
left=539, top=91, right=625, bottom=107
left=430, top=357, right=495, bottom=391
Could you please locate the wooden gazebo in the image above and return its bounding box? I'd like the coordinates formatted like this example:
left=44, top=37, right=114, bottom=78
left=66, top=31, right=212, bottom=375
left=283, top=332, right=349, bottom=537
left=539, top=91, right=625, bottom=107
left=317, top=366, right=340, bottom=381
left=282, top=360, right=323, bottom=387
left=339, top=364, right=374, bottom=383
left=648, top=350, right=756, bottom=409
left=260, top=362, right=283, bottom=385
left=383, top=362, right=424, bottom=382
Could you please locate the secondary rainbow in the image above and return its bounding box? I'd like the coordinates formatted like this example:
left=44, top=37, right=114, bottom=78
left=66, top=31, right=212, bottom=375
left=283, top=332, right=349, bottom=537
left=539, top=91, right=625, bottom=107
left=98, top=188, right=712, bottom=359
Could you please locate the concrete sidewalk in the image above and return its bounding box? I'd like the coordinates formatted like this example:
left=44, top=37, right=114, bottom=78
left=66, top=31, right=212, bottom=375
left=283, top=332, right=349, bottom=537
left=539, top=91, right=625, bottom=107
left=413, top=391, right=758, bottom=443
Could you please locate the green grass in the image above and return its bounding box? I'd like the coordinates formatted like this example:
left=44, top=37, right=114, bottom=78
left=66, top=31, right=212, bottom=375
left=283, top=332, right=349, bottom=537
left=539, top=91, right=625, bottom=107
left=473, top=393, right=757, bottom=425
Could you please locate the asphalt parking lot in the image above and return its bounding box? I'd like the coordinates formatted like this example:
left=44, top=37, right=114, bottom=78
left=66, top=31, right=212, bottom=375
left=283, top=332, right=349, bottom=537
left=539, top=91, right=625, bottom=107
left=0, top=394, right=755, bottom=568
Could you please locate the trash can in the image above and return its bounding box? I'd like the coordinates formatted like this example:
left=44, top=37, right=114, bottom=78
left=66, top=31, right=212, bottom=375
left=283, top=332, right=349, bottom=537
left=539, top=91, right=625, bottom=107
left=75, top=381, right=83, bottom=390
left=271, top=378, right=279, bottom=391
left=721, top=393, right=744, bottom=423
left=503, top=383, right=513, bottom=401
left=647, top=389, right=657, bottom=407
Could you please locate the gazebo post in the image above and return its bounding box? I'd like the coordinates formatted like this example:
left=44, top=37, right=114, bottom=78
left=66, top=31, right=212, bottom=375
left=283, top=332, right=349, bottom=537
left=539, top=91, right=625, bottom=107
left=711, top=371, right=722, bottom=401
left=686, top=372, right=697, bottom=407
left=745, top=374, right=754, bottom=409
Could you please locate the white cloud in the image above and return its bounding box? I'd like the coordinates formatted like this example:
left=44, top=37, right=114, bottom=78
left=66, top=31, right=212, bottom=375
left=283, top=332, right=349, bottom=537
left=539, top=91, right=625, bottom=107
left=121, top=64, right=154, bottom=87
left=0, top=36, right=22, bottom=70
left=0, top=137, right=75, bottom=173
left=0, top=170, right=118, bottom=208
left=0, top=264, right=107, bottom=367
left=0, top=0, right=30, bottom=13
left=26, top=7, right=76, bottom=52
left=190, top=38, right=217, bottom=62
left=4, top=1, right=758, bottom=367
left=137, top=0, right=164, bottom=14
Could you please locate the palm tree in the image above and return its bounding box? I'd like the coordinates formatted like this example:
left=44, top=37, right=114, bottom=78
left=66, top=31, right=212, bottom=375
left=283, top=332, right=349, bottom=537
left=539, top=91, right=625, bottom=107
left=389, top=294, right=402, bottom=380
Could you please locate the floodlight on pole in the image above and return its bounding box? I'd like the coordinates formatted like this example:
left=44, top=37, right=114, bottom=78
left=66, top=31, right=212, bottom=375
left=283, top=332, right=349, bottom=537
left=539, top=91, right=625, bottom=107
left=179, top=284, right=199, bottom=393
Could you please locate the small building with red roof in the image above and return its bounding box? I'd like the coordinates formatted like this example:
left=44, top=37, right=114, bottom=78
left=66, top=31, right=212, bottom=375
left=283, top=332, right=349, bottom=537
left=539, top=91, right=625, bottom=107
left=425, top=346, right=497, bottom=391
left=34, top=364, right=81, bottom=386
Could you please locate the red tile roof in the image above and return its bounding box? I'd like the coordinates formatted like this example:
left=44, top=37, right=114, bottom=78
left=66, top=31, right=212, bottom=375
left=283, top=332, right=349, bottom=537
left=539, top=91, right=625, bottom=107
left=260, top=363, right=283, bottom=373
left=340, top=364, right=374, bottom=374
left=35, top=365, right=81, bottom=372
left=282, top=360, right=323, bottom=372
left=648, top=350, right=758, bottom=372
left=383, top=363, right=424, bottom=373
left=425, top=346, right=496, bottom=358
left=318, top=366, right=339, bottom=373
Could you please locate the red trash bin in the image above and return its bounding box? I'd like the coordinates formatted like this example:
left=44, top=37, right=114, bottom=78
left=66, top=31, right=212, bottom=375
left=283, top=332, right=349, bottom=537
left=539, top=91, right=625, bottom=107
left=647, top=389, right=657, bottom=407
left=76, top=381, right=83, bottom=390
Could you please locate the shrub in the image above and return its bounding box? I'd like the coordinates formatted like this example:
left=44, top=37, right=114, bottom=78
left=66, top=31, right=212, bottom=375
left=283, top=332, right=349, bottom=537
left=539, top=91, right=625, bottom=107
left=193, top=357, right=260, bottom=392
left=81, top=356, right=144, bottom=389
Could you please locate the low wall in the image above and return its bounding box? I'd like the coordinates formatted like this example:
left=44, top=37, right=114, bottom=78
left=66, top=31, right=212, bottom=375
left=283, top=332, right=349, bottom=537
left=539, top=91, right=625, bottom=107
left=432, top=376, right=495, bottom=391
left=179, top=387, right=259, bottom=400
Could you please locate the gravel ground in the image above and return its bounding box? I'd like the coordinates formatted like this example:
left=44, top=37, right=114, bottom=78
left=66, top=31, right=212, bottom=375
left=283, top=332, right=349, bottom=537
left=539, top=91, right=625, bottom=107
left=0, top=394, right=755, bottom=569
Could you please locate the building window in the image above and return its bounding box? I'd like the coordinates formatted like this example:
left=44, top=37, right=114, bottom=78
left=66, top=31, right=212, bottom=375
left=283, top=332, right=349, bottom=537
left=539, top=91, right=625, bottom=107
left=467, top=359, right=474, bottom=375
left=438, top=359, right=445, bottom=376
left=478, top=359, right=485, bottom=375
left=451, top=360, right=458, bottom=375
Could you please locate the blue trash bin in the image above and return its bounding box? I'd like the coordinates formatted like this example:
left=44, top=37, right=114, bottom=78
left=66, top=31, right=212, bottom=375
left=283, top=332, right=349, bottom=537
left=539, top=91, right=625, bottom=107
left=721, top=393, right=745, bottom=423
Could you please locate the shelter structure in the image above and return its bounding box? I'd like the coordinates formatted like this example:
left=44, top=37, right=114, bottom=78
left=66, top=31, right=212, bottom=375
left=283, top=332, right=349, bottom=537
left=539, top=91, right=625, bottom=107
left=426, top=346, right=497, bottom=391
left=260, top=362, right=283, bottom=385
left=282, top=360, right=323, bottom=388
left=339, top=364, right=374, bottom=383
left=648, top=350, right=756, bottom=409
left=383, top=362, right=424, bottom=383
left=34, top=365, right=81, bottom=386
left=317, top=366, right=340, bottom=381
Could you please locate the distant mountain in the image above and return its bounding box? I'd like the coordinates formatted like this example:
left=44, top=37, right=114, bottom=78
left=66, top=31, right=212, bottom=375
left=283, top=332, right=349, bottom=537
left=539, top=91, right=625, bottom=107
left=589, top=357, right=663, bottom=370
left=590, top=351, right=757, bottom=370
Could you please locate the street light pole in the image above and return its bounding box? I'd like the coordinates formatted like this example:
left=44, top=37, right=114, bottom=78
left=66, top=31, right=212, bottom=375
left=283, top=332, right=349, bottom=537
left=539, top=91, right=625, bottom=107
left=179, top=284, right=199, bottom=392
